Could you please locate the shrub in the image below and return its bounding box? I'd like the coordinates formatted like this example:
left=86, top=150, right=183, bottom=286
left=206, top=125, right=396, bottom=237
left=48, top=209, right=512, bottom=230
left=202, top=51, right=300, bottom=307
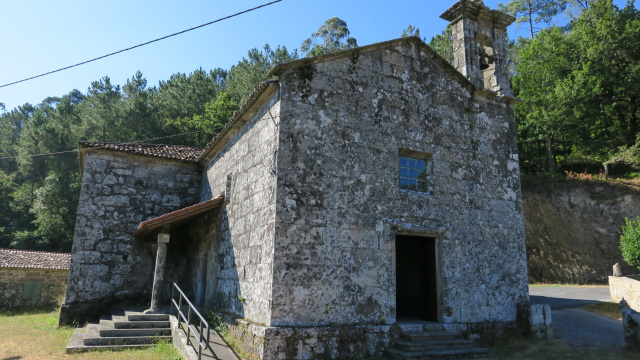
left=620, top=217, right=640, bottom=270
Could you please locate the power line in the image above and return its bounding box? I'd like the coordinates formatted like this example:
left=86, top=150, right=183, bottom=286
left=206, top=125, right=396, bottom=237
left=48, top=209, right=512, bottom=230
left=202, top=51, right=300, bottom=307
left=0, top=0, right=283, bottom=89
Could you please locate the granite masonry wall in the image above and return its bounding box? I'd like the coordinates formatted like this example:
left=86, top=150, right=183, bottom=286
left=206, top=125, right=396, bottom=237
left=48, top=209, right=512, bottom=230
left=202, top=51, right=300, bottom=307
left=0, top=268, right=68, bottom=310
left=198, top=92, right=281, bottom=326
left=272, top=40, right=529, bottom=331
left=610, top=275, right=640, bottom=312
left=60, top=152, right=200, bottom=324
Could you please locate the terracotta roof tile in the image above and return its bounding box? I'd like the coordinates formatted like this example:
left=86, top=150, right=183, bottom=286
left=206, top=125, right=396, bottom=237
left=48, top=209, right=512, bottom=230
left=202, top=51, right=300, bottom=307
left=78, top=142, right=204, bottom=163
left=133, top=196, right=225, bottom=239
left=0, top=249, right=71, bottom=270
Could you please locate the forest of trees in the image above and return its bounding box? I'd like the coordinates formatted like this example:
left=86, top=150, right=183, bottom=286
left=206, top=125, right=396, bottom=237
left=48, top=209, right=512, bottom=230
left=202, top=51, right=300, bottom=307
left=0, top=0, right=637, bottom=252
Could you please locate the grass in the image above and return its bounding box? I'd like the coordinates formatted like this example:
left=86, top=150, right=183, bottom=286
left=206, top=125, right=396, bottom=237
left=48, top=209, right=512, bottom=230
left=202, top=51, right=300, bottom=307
left=487, top=336, right=637, bottom=360
left=529, top=283, right=609, bottom=287
left=581, top=302, right=623, bottom=321
left=0, top=307, right=182, bottom=360
left=217, top=329, right=251, bottom=360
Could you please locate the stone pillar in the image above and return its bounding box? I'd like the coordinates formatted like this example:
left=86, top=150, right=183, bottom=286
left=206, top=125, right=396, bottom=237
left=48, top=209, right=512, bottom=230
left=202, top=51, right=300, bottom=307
left=145, top=232, right=170, bottom=314
left=613, top=263, right=623, bottom=277
left=517, top=303, right=553, bottom=339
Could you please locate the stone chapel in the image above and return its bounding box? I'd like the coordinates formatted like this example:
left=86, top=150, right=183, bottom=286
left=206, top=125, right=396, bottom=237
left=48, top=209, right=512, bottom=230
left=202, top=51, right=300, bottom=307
left=60, top=1, right=548, bottom=358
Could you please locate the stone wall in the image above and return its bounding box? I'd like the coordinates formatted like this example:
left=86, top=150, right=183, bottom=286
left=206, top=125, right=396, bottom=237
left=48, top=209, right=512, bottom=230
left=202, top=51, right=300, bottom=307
left=60, top=152, right=200, bottom=324
left=198, top=92, right=280, bottom=325
left=0, top=268, right=68, bottom=310
left=524, top=182, right=640, bottom=283
left=610, top=275, right=640, bottom=312
left=222, top=313, right=393, bottom=360
left=271, top=40, right=528, bottom=327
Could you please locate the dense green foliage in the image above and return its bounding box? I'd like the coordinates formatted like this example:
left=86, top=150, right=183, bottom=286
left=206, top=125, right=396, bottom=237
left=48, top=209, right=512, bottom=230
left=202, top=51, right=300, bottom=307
left=0, top=18, right=342, bottom=252
left=512, top=0, right=640, bottom=174
left=428, top=25, right=454, bottom=64
left=621, top=217, right=640, bottom=270
left=301, top=17, right=358, bottom=57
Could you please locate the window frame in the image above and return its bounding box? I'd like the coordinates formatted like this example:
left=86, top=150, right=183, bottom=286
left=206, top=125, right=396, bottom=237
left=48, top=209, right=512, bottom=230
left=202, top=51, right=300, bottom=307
left=398, top=149, right=433, bottom=194
left=23, top=281, right=41, bottom=300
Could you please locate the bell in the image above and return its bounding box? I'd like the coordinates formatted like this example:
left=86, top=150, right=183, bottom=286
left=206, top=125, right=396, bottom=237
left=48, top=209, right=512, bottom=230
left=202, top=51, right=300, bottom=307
left=479, top=56, right=490, bottom=71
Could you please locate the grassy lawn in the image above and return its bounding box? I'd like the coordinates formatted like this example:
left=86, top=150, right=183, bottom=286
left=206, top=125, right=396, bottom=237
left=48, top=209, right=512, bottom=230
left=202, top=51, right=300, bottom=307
left=0, top=307, right=182, bottom=360
left=487, top=336, right=637, bottom=360
left=581, top=302, right=623, bottom=320
left=529, top=283, right=609, bottom=287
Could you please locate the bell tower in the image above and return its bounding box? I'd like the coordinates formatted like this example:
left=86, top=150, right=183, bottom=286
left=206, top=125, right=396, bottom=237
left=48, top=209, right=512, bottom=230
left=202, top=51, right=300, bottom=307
left=440, top=0, right=515, bottom=97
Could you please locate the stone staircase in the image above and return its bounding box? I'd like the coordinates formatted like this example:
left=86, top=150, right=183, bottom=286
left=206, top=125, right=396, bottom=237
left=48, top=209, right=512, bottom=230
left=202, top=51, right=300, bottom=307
left=66, top=308, right=173, bottom=353
left=387, top=322, right=489, bottom=359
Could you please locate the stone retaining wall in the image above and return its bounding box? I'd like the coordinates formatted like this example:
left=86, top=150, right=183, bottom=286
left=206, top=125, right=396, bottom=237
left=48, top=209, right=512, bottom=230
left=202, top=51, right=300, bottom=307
left=0, top=268, right=68, bottom=310
left=610, top=275, right=640, bottom=312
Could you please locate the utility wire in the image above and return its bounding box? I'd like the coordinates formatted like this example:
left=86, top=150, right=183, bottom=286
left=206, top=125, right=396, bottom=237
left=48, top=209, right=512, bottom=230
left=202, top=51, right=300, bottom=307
left=0, top=0, right=283, bottom=89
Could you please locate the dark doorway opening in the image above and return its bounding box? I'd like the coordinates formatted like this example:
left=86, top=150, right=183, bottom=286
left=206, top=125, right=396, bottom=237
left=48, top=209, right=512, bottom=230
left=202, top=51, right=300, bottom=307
left=396, top=235, right=437, bottom=321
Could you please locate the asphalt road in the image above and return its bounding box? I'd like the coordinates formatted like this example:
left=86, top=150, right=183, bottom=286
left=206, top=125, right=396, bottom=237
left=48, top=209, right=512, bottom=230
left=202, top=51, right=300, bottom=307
left=529, top=285, right=611, bottom=309
left=529, top=285, right=625, bottom=349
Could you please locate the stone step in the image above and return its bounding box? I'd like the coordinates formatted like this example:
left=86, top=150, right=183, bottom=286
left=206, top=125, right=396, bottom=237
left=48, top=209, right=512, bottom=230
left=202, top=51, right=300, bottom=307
left=100, top=326, right=172, bottom=337
left=398, top=322, right=445, bottom=333
left=394, top=338, right=475, bottom=352
left=125, top=311, right=170, bottom=322
left=84, top=334, right=173, bottom=346
left=66, top=327, right=158, bottom=354
left=422, top=323, right=447, bottom=332
left=110, top=314, right=171, bottom=329
left=97, top=318, right=171, bottom=338
left=114, top=319, right=171, bottom=329
left=83, top=323, right=171, bottom=346
left=403, top=331, right=460, bottom=342
left=387, top=347, right=489, bottom=359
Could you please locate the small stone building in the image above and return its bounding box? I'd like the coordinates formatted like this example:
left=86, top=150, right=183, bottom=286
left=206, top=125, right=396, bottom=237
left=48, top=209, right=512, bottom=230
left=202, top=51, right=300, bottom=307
left=0, top=248, right=71, bottom=310
left=61, top=0, right=534, bottom=358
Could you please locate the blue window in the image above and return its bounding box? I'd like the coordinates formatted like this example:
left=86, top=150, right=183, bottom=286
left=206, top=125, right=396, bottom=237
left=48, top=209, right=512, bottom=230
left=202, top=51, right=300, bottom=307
left=399, top=151, right=432, bottom=193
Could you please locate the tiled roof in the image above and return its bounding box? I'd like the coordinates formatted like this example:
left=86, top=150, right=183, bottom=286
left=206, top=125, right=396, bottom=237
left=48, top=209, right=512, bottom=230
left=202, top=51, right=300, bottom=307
left=0, top=248, right=71, bottom=270
left=78, top=142, right=204, bottom=163
left=133, top=196, right=225, bottom=239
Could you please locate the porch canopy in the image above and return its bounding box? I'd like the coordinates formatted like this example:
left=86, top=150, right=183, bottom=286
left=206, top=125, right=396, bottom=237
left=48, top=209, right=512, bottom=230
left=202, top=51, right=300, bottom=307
left=132, top=195, right=224, bottom=314
left=132, top=196, right=224, bottom=240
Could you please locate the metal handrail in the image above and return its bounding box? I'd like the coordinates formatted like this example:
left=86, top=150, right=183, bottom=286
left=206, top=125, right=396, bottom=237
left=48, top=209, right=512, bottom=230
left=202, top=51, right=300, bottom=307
left=170, top=283, right=211, bottom=360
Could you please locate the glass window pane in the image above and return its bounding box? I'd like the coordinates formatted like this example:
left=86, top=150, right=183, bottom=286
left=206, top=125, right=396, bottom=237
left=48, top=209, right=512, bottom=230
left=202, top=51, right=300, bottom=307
left=399, top=153, right=431, bottom=193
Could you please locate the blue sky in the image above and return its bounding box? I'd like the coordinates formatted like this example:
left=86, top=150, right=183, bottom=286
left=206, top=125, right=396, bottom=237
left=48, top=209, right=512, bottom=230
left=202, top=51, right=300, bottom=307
left=0, top=0, right=629, bottom=111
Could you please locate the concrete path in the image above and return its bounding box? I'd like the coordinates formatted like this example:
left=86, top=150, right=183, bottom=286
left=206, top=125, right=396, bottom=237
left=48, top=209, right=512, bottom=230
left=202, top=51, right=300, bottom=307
left=528, top=285, right=625, bottom=349
left=187, top=328, right=239, bottom=360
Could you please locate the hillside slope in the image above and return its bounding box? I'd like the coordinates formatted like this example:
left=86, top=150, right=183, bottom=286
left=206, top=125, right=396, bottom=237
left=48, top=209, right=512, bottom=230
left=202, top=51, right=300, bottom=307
left=523, top=180, right=640, bottom=283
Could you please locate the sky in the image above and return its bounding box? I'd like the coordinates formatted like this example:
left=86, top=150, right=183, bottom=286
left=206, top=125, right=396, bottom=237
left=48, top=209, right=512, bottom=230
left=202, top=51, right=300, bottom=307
left=0, top=0, right=630, bottom=111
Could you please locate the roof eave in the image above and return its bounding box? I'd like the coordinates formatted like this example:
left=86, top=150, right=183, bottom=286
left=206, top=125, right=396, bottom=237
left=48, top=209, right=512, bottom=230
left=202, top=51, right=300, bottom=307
left=198, top=81, right=280, bottom=164
left=133, top=196, right=225, bottom=240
